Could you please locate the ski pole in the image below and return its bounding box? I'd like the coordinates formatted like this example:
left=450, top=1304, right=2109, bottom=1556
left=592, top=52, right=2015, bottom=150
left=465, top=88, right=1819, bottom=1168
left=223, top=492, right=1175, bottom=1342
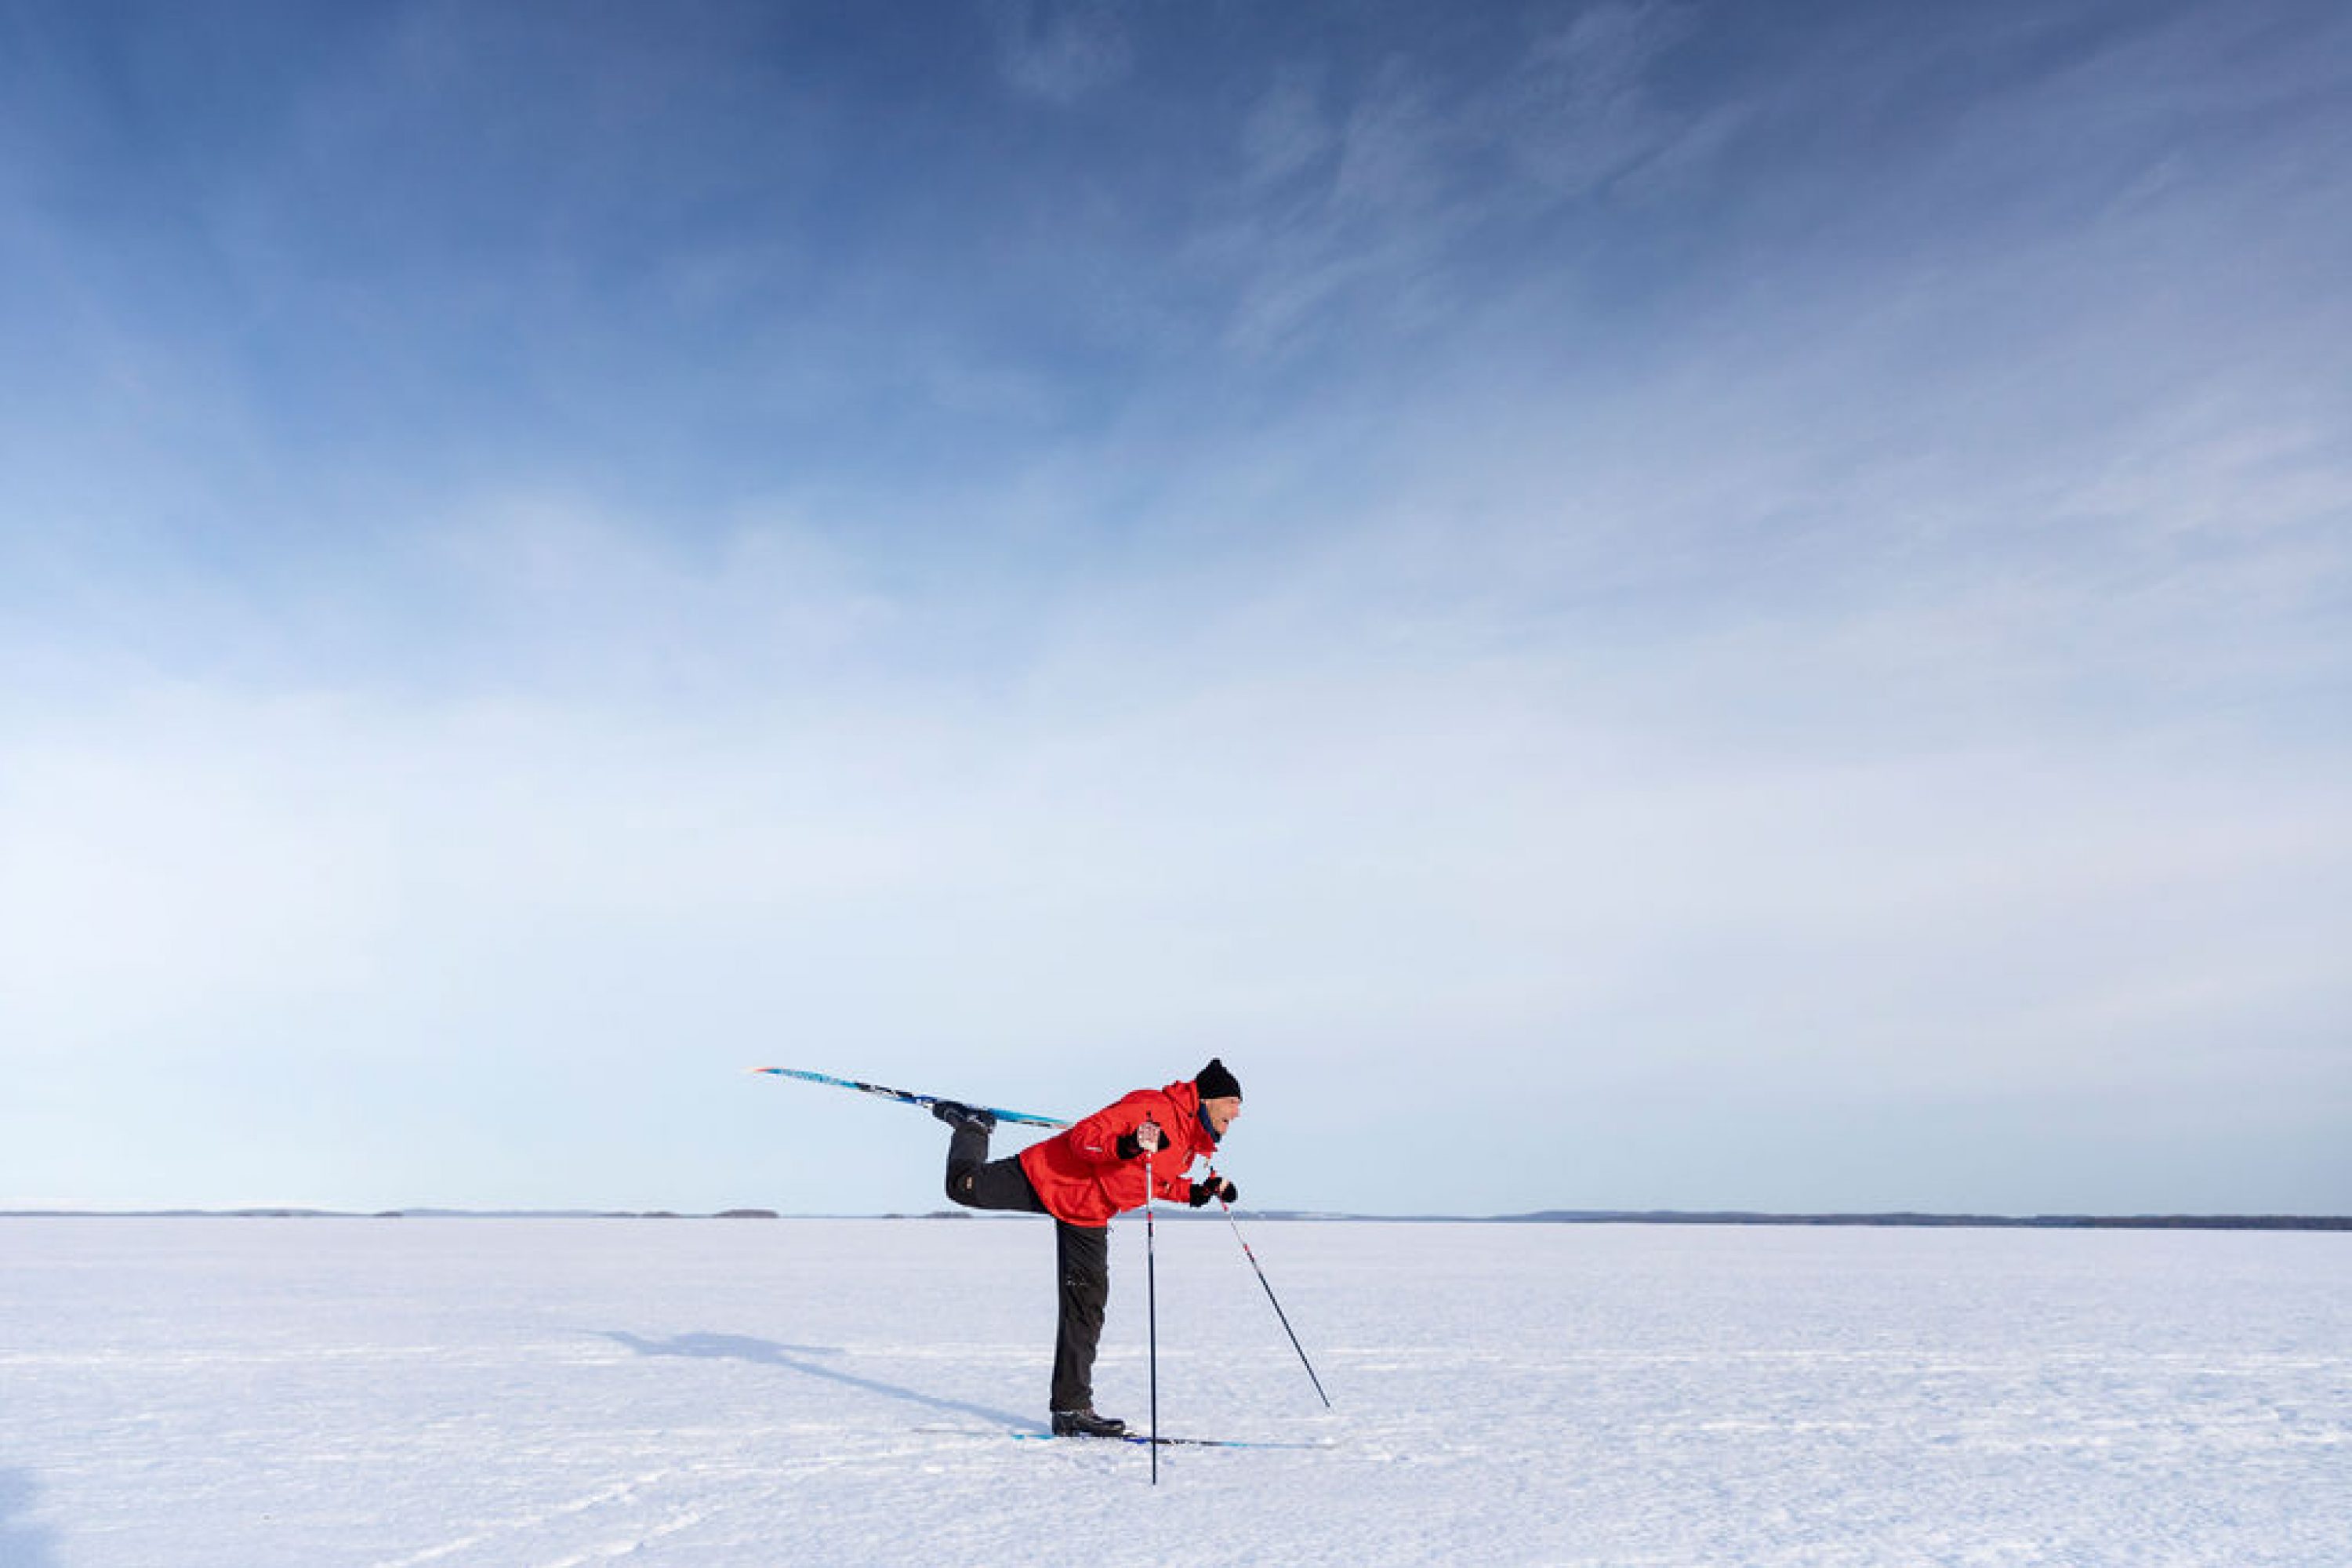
left=1143, top=1144, right=1159, bottom=1485
left=1211, top=1175, right=1331, bottom=1409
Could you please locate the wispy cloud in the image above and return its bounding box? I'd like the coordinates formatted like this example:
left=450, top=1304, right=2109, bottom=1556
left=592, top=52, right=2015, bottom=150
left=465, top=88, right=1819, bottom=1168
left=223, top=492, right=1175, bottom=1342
left=989, top=0, right=1134, bottom=105
left=1186, top=4, right=1744, bottom=361
left=1491, top=0, right=1707, bottom=195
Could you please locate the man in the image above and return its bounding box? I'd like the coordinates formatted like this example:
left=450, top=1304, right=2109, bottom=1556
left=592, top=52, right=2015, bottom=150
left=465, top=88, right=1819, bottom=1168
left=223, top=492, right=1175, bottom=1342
left=934, top=1058, right=1243, bottom=1438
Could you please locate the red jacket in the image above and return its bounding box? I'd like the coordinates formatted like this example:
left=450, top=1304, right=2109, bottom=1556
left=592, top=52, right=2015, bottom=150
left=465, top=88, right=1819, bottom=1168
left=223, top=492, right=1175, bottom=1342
left=1020, top=1077, right=1218, bottom=1228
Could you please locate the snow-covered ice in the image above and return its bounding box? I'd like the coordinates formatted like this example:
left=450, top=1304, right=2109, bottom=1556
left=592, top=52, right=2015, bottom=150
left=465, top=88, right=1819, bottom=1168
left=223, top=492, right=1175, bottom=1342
left=3, top=1217, right=2347, bottom=1566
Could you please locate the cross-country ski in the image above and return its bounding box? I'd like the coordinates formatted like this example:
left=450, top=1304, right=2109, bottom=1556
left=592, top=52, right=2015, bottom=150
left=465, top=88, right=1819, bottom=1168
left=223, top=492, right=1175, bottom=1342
left=750, top=1065, right=1073, bottom=1128
left=914, top=1425, right=1339, bottom=1452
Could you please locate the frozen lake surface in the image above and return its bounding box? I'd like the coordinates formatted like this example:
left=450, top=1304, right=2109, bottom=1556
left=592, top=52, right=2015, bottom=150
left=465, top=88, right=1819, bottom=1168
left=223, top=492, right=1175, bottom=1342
left=3, top=1218, right=2347, bottom=1566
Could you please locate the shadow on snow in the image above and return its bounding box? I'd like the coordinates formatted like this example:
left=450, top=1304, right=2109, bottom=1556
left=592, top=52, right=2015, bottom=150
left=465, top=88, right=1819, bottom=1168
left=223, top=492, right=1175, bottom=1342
left=595, top=1331, right=1036, bottom=1432
left=0, top=1470, right=60, bottom=1568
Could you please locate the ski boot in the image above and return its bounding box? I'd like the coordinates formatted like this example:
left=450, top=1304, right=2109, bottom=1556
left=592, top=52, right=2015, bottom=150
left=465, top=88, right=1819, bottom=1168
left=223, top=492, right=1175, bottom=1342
left=1051, top=1407, right=1129, bottom=1439
left=930, top=1100, right=997, bottom=1134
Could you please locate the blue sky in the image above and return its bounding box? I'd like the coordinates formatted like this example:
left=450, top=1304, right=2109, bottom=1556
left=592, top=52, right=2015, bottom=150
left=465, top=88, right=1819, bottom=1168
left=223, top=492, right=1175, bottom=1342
left=2, top=1, right=2347, bottom=1215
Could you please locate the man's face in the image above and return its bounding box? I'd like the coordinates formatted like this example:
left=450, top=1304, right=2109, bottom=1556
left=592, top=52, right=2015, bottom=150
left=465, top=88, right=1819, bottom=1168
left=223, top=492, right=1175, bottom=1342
left=1202, top=1095, right=1242, bottom=1137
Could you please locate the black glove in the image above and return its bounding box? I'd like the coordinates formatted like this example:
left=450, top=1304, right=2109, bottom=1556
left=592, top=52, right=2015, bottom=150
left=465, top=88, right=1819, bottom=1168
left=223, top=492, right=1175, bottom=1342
left=1116, top=1119, right=1163, bottom=1161
left=1188, top=1178, right=1236, bottom=1208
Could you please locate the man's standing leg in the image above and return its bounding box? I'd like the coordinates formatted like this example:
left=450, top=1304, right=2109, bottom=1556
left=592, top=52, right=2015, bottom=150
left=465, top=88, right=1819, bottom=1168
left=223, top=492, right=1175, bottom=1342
left=1051, top=1221, right=1110, bottom=1417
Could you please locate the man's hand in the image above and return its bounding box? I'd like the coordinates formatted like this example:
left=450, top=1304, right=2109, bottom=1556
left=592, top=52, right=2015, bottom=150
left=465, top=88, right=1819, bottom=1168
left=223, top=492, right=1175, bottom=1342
left=1116, top=1118, right=1163, bottom=1160
left=1187, top=1178, right=1237, bottom=1208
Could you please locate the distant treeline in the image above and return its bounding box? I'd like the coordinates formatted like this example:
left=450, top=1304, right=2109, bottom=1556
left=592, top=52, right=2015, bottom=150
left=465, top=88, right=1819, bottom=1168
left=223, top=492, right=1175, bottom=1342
left=6, top=1209, right=2347, bottom=1230
left=1490, top=1211, right=2352, bottom=1232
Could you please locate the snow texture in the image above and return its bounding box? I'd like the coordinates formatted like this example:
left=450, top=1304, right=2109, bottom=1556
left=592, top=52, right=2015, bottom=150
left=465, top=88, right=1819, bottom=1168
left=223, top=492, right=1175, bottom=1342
left=3, top=1218, right=2347, bottom=1566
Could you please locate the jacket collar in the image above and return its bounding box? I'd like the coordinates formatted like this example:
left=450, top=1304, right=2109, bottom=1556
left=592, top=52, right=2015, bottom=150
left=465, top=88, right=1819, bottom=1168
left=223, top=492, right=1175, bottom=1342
left=1160, top=1077, right=1211, bottom=1148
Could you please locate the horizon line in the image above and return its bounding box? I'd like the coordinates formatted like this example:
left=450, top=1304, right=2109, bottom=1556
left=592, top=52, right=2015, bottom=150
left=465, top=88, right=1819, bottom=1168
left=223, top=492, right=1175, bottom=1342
left=5, top=1207, right=2347, bottom=1231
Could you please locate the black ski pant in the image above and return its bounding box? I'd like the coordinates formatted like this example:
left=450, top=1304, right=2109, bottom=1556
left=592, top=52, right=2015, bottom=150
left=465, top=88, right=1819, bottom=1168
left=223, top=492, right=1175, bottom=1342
left=944, top=1125, right=1111, bottom=1414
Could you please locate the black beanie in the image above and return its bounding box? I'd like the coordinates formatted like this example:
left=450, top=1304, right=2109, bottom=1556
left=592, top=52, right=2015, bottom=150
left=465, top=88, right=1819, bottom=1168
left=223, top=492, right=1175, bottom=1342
left=1196, top=1058, right=1242, bottom=1101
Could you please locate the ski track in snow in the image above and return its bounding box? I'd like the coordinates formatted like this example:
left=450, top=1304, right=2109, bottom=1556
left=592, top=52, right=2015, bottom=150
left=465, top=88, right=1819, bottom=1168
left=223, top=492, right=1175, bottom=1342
left=3, top=1218, right=2348, bottom=1566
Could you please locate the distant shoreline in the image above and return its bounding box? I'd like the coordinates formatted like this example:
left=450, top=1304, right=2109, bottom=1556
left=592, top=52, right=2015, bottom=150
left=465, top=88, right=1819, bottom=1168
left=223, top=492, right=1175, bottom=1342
left=3, top=1208, right=2347, bottom=1231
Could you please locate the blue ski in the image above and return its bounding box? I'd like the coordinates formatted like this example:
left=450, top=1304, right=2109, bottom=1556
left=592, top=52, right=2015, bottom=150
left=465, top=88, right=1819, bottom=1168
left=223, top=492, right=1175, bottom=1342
left=917, top=1425, right=1334, bottom=1451
left=1016, top=1430, right=1335, bottom=1451
left=751, top=1066, right=1072, bottom=1128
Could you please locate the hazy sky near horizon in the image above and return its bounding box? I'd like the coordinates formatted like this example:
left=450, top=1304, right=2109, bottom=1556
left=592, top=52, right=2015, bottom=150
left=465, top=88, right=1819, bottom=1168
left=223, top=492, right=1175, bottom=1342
left=2, top=0, right=2347, bottom=1216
